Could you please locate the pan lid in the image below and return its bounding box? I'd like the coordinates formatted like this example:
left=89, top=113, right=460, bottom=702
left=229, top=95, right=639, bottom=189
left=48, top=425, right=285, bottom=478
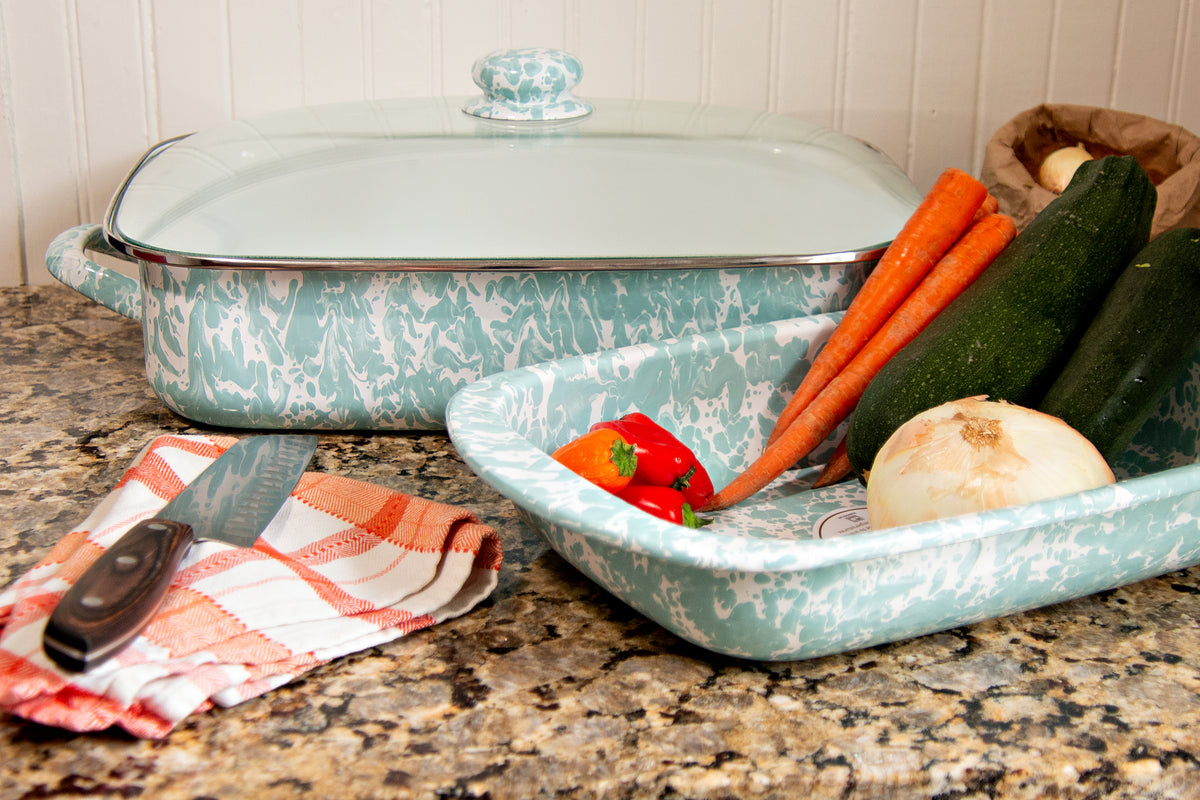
left=105, top=48, right=922, bottom=271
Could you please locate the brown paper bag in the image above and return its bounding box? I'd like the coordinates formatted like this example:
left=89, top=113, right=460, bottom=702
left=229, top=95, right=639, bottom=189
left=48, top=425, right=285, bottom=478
left=981, top=104, right=1200, bottom=237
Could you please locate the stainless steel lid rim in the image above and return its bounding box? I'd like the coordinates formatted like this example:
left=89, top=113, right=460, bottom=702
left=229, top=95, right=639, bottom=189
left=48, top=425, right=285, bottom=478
left=100, top=234, right=893, bottom=272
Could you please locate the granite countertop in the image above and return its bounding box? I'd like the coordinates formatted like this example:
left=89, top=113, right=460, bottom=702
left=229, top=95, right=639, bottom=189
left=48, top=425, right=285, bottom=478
left=3, top=285, right=1200, bottom=799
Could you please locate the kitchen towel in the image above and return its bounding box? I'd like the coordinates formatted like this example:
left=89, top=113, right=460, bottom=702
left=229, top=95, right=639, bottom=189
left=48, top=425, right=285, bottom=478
left=0, top=434, right=503, bottom=738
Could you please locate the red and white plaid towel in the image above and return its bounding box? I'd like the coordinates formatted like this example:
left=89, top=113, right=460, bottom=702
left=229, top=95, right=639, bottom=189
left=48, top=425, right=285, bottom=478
left=0, top=435, right=503, bottom=738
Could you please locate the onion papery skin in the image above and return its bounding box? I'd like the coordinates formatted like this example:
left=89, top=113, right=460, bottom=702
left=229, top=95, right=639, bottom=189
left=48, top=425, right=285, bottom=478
left=1038, top=143, right=1094, bottom=193
left=865, top=397, right=1115, bottom=529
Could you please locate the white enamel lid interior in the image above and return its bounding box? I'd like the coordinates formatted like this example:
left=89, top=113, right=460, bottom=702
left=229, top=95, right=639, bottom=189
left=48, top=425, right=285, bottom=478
left=105, top=48, right=923, bottom=269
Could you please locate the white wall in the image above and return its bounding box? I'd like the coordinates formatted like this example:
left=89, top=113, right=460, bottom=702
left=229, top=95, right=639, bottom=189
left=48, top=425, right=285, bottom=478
left=1, top=0, right=1197, bottom=286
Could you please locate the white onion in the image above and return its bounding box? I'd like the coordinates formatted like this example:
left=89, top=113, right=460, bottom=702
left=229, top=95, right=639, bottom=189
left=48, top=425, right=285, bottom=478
left=1038, top=143, right=1094, bottom=193
left=865, top=397, right=1115, bottom=529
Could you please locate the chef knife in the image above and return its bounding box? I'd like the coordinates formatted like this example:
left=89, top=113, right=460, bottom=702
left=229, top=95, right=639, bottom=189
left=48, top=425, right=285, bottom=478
left=43, top=434, right=318, bottom=672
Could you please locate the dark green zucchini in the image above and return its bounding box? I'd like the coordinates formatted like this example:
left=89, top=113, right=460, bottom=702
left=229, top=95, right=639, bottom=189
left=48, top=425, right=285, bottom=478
left=1038, top=227, right=1200, bottom=464
left=845, top=155, right=1156, bottom=479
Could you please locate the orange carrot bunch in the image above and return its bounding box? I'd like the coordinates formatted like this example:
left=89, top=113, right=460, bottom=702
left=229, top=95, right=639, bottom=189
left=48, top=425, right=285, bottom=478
left=705, top=171, right=1016, bottom=510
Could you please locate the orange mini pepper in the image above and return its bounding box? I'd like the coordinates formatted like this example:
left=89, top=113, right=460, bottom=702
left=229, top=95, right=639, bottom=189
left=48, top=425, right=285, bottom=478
left=552, top=429, right=638, bottom=493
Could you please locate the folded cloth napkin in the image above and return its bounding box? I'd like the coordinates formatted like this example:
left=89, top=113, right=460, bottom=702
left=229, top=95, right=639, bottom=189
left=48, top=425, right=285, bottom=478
left=0, top=434, right=503, bottom=738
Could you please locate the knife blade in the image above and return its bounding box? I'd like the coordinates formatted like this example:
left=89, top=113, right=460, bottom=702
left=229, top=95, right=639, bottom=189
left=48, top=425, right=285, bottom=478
left=43, top=434, right=318, bottom=672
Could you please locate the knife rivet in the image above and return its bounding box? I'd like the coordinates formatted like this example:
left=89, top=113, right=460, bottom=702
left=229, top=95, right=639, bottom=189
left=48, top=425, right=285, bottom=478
left=81, top=595, right=103, bottom=608
left=115, top=554, right=140, bottom=570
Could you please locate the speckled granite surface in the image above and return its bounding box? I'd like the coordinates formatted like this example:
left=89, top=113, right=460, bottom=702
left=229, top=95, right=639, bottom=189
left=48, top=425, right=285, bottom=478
left=3, top=285, right=1200, bottom=800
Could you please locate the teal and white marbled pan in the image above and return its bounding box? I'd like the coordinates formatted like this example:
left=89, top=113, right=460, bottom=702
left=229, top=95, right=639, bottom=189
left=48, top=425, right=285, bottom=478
left=45, top=225, right=875, bottom=429
left=42, top=48, right=924, bottom=430
left=445, top=313, right=1200, bottom=661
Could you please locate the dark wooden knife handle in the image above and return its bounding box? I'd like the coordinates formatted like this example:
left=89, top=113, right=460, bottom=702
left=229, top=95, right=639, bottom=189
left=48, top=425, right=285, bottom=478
left=43, top=518, right=195, bottom=672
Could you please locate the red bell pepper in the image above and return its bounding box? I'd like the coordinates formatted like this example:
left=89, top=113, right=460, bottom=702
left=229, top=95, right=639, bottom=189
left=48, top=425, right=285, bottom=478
left=617, top=484, right=711, bottom=528
left=590, top=413, right=714, bottom=509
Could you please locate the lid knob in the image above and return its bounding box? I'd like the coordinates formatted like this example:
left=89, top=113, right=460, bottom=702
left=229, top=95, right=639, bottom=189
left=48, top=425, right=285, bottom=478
left=463, top=48, right=593, bottom=121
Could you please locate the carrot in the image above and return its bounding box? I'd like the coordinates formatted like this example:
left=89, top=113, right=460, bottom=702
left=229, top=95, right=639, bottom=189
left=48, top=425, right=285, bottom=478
left=973, top=193, right=999, bottom=222
left=707, top=212, right=1016, bottom=510
left=811, top=435, right=852, bottom=488
left=765, top=168, right=988, bottom=446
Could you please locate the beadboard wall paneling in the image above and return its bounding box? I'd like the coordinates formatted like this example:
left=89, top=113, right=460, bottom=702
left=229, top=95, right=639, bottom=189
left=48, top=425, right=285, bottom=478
left=300, top=0, right=367, bottom=106
left=1049, top=0, right=1122, bottom=107
left=840, top=0, right=918, bottom=172
left=709, top=0, right=772, bottom=109
left=575, top=1, right=639, bottom=99
left=1113, top=0, right=1181, bottom=119
left=975, top=0, right=1055, bottom=165
left=506, top=0, right=569, bottom=55
left=1183, top=2, right=1200, bottom=132
left=368, top=0, right=435, bottom=98
left=909, top=0, right=985, bottom=188
left=0, top=23, right=18, bottom=288
left=3, top=1, right=81, bottom=288
left=439, top=0, right=503, bottom=93
left=2, top=0, right=1197, bottom=286
left=76, top=0, right=152, bottom=223
left=229, top=1, right=304, bottom=117
left=152, top=0, right=231, bottom=140
left=643, top=0, right=707, bottom=103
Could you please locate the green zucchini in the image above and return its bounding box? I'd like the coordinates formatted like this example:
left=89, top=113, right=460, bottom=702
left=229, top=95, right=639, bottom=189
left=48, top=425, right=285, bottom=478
left=845, top=155, right=1156, bottom=479
left=1038, top=227, right=1200, bottom=464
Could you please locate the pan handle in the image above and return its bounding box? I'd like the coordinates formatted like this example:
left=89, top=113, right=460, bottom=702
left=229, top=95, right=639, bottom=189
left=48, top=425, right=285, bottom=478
left=44, top=225, right=142, bottom=322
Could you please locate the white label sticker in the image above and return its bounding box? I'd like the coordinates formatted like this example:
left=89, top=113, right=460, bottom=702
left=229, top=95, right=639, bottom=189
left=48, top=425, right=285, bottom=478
left=814, top=506, right=871, bottom=539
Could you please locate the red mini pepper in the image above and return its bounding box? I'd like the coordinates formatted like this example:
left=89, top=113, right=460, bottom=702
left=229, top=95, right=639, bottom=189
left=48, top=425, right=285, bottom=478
left=590, top=412, right=714, bottom=509
left=617, top=484, right=711, bottom=528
